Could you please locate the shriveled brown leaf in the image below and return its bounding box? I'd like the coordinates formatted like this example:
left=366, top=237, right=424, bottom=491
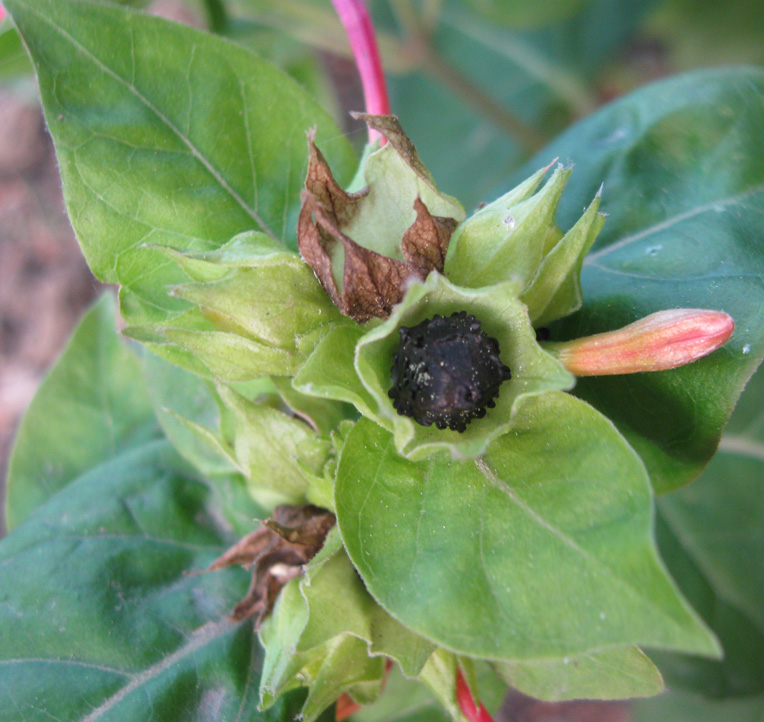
left=304, top=129, right=366, bottom=227
left=351, top=113, right=434, bottom=184
left=201, top=504, right=336, bottom=626
left=298, top=191, right=344, bottom=310
left=401, top=197, right=458, bottom=278
left=297, top=117, right=460, bottom=323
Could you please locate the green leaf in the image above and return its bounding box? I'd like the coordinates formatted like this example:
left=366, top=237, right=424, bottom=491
left=649, top=0, right=764, bottom=70
left=461, top=0, right=596, bottom=29
left=413, top=649, right=468, bottom=722
left=169, top=242, right=347, bottom=354
left=495, top=646, right=664, bottom=701
left=336, top=395, right=718, bottom=661
left=632, top=689, right=764, bottom=722
left=5, top=0, right=356, bottom=331
left=0, top=21, right=33, bottom=83
left=6, top=295, right=158, bottom=530
left=646, top=364, right=764, bottom=697
left=293, top=325, right=378, bottom=419
left=509, top=67, right=764, bottom=493
left=143, top=350, right=239, bottom=478
left=0, top=438, right=316, bottom=722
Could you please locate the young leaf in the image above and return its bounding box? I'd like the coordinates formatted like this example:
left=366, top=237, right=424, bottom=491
left=507, top=67, right=764, bottom=493
left=0, top=439, right=316, bottom=722
left=5, top=0, right=356, bottom=331
left=142, top=350, right=240, bottom=478
left=5, top=295, right=158, bottom=530
left=259, top=530, right=434, bottom=720
left=216, top=384, right=329, bottom=506
left=335, top=395, right=718, bottom=662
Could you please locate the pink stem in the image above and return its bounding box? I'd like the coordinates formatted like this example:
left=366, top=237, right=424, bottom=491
left=329, top=0, right=391, bottom=144
left=0, top=4, right=6, bottom=22
left=456, top=669, right=495, bottom=722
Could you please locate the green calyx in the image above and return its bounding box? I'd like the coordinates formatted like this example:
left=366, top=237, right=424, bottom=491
left=296, top=272, right=574, bottom=460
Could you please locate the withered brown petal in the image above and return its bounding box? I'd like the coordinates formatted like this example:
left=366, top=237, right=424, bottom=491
left=203, top=526, right=276, bottom=572
left=201, top=505, right=336, bottom=626
left=314, top=205, right=413, bottom=323
left=298, top=190, right=345, bottom=311
left=266, top=503, right=338, bottom=553
left=352, top=113, right=433, bottom=184
left=401, top=197, right=458, bottom=278
left=305, top=128, right=367, bottom=227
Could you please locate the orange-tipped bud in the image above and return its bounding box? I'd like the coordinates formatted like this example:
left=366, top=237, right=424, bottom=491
left=546, top=309, right=735, bottom=376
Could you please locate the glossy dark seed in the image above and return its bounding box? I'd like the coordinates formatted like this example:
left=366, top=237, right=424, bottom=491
left=388, top=312, right=511, bottom=432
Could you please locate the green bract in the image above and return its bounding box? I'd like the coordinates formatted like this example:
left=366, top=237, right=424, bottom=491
left=297, top=273, right=574, bottom=460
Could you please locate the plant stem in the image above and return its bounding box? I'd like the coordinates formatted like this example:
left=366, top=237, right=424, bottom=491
left=456, top=669, right=496, bottom=722
left=329, top=0, right=391, bottom=144
left=389, top=0, right=547, bottom=154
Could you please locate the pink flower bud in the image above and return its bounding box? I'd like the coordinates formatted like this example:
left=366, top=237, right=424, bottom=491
left=547, top=309, right=735, bottom=376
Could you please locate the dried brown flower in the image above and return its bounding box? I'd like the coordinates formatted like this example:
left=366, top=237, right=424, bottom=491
left=297, top=115, right=460, bottom=323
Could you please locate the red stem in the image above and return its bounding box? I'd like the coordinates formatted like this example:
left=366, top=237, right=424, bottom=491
left=456, top=669, right=495, bottom=722
left=329, top=0, right=391, bottom=144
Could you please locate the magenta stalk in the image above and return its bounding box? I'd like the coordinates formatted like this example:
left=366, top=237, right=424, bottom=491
left=329, top=0, right=391, bottom=144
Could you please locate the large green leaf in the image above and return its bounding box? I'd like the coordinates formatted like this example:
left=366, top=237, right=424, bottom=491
left=508, top=67, right=764, bottom=494
left=649, top=0, right=764, bottom=70
left=0, top=437, right=321, bottom=722
left=647, top=363, right=764, bottom=697
left=5, top=0, right=356, bottom=330
left=5, top=295, right=158, bottom=531
left=335, top=394, right=717, bottom=662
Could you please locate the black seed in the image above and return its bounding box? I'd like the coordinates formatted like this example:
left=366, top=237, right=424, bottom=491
left=388, top=312, right=512, bottom=433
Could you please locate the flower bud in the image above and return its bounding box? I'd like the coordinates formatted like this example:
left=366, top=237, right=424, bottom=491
left=546, top=309, right=734, bottom=376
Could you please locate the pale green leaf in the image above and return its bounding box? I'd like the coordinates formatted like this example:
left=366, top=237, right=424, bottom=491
left=336, top=395, right=718, bottom=661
